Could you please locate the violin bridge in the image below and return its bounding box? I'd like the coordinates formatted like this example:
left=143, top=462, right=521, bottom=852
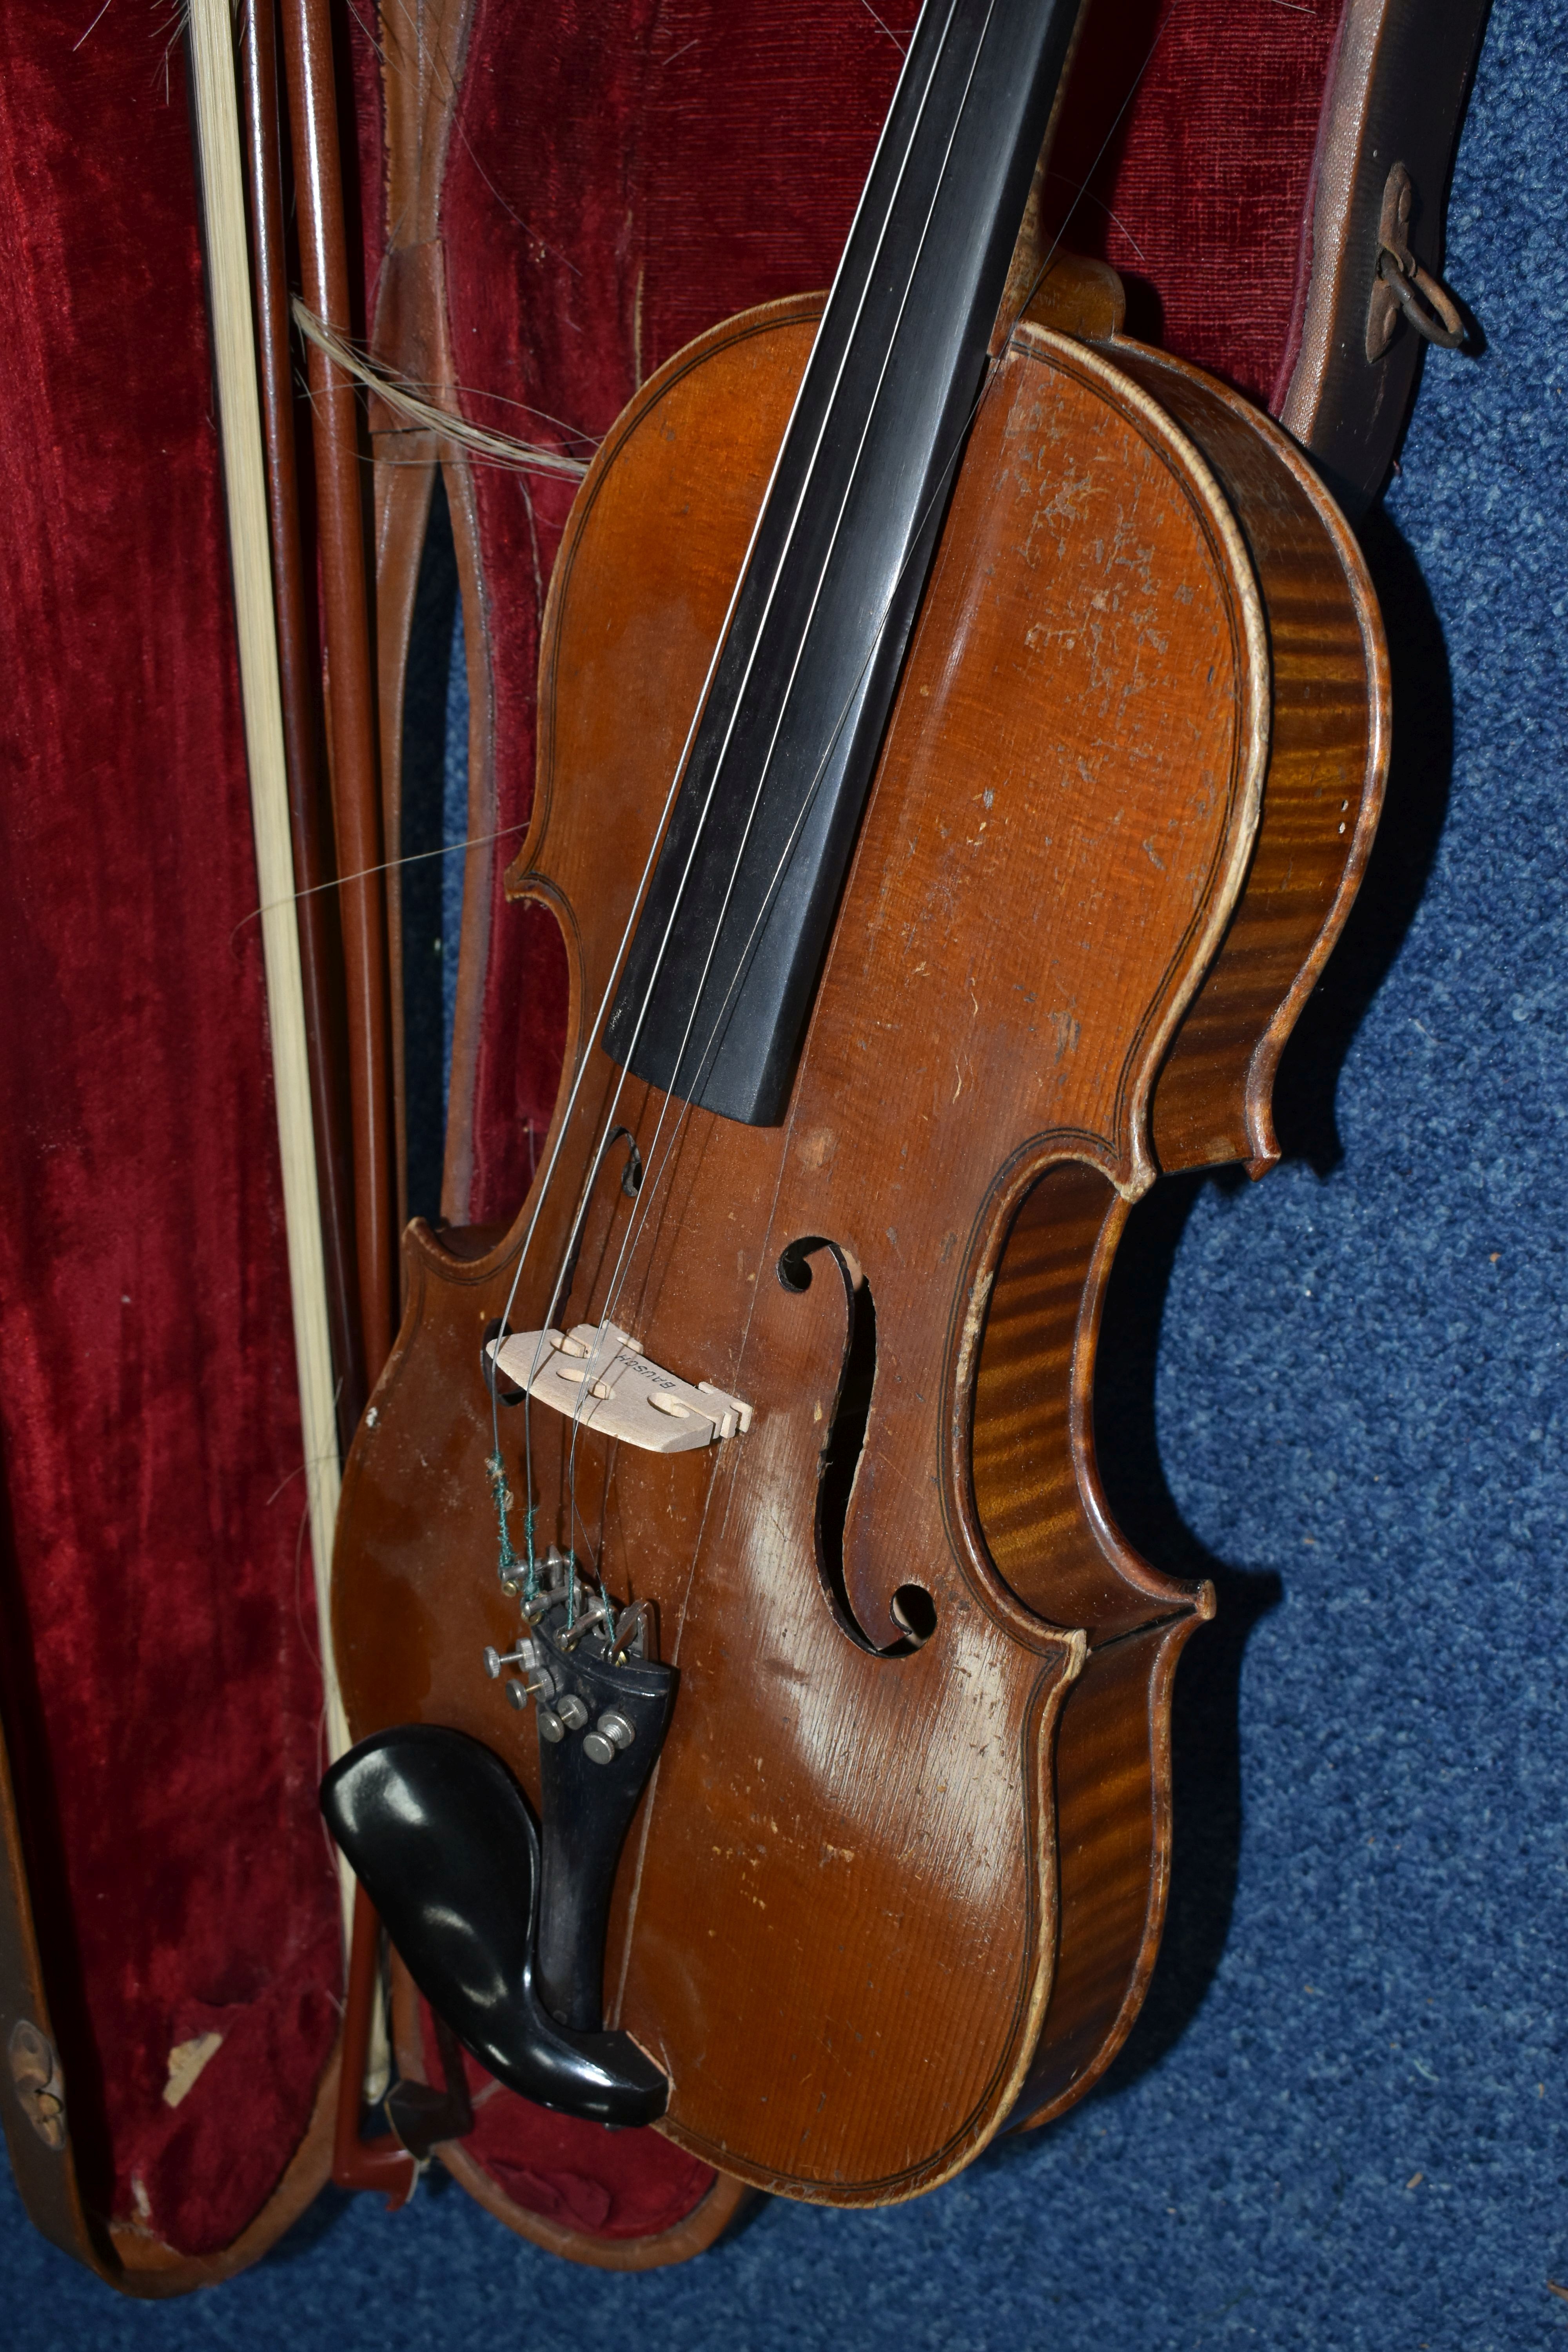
left=487, top=1322, right=752, bottom=1454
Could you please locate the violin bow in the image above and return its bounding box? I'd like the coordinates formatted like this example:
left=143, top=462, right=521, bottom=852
left=236, top=0, right=367, bottom=1452
left=184, top=0, right=354, bottom=1870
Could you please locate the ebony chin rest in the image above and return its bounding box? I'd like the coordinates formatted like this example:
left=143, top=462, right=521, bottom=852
left=320, top=1726, right=669, bottom=2129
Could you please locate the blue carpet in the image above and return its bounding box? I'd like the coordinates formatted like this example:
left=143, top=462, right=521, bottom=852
left=4, top=1, right=1565, bottom=2343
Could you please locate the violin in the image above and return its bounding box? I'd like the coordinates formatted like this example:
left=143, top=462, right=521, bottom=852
left=324, top=0, right=1388, bottom=2201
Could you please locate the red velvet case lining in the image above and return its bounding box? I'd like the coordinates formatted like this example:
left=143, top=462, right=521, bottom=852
left=0, top=0, right=1348, bottom=2272
left=1042, top=0, right=1345, bottom=410
left=0, top=9, right=340, bottom=2258
left=420, top=2007, right=716, bottom=2241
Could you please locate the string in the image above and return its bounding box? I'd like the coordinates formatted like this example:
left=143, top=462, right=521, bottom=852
left=550, top=1, right=1001, bottom=1535
left=511, top=0, right=1008, bottom=1566
left=479, top=0, right=960, bottom=1436
left=556, top=0, right=1186, bottom=1553
left=497, top=0, right=969, bottom=1568
left=489, top=0, right=1182, bottom=1598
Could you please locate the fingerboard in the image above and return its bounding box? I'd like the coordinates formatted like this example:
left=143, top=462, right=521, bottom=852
left=603, top=0, right=1082, bottom=1126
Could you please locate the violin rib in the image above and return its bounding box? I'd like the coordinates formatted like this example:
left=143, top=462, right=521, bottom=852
left=331, top=291, right=1388, bottom=2201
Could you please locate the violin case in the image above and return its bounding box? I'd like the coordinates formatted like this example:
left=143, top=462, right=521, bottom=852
left=0, top=0, right=1488, bottom=2292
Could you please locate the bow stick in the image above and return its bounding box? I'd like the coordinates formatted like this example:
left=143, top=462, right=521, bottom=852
left=185, top=0, right=354, bottom=1909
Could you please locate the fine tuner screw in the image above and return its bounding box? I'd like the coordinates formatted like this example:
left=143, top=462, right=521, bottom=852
left=583, top=1710, right=636, bottom=1767
left=535, top=1691, right=590, bottom=1743
left=483, top=1641, right=551, bottom=1713
left=502, top=1674, right=552, bottom=1712
left=483, top=1644, right=530, bottom=1679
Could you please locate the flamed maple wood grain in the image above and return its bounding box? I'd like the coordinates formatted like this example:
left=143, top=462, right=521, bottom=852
left=332, top=292, right=1387, bottom=2201
left=966, top=1157, right=1210, bottom=2130
left=970, top=1161, right=1193, bottom=1642
left=1013, top=1613, right=1205, bottom=2124
left=1127, top=342, right=1390, bottom=1176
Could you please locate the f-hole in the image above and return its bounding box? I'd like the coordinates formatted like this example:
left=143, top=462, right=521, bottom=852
left=606, top=1126, right=643, bottom=1198
left=776, top=1238, right=934, bottom=1657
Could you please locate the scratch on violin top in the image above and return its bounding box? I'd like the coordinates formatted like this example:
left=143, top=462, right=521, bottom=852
left=859, top=0, right=909, bottom=55
left=661, top=35, right=700, bottom=67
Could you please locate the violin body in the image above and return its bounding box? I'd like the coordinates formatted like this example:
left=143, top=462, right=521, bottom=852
left=333, top=289, right=1387, bottom=2199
